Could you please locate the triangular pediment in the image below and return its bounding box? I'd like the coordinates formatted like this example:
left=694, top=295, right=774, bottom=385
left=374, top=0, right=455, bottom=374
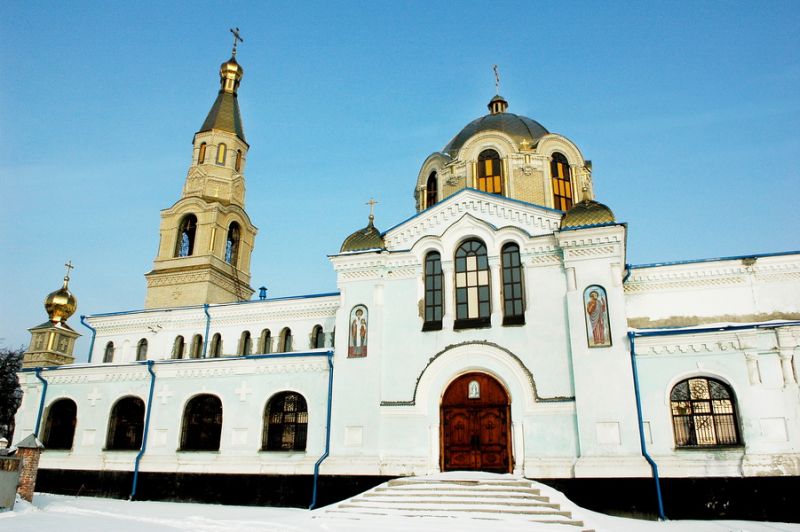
left=383, top=188, right=563, bottom=250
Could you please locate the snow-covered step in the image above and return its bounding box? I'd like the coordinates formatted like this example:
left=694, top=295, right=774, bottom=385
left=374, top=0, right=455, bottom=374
left=356, top=495, right=559, bottom=508
left=365, top=490, right=551, bottom=501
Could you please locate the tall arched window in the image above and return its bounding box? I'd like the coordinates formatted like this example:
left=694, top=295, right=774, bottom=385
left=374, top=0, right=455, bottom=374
left=501, top=243, right=525, bottom=325
left=172, top=336, right=185, bottom=359
left=190, top=334, right=203, bottom=359
left=671, top=377, right=740, bottom=447
left=263, top=392, right=308, bottom=451
left=426, top=171, right=438, bottom=208
left=477, top=149, right=503, bottom=195
left=209, top=333, right=222, bottom=357
left=279, top=328, right=292, bottom=352
left=216, top=143, right=227, bottom=165
left=136, top=339, right=148, bottom=361
left=198, top=142, right=207, bottom=164
left=225, top=222, right=241, bottom=266
left=42, top=398, right=77, bottom=450
left=180, top=394, right=223, bottom=451
left=423, top=251, right=443, bottom=330
left=175, top=214, right=197, bottom=257
left=454, top=240, right=491, bottom=329
left=259, top=329, right=272, bottom=354
left=239, top=330, right=252, bottom=356
left=103, top=341, right=115, bottom=363
left=551, top=152, right=573, bottom=211
left=235, top=149, right=243, bottom=172
left=311, top=325, right=325, bottom=348
left=106, top=396, right=145, bottom=451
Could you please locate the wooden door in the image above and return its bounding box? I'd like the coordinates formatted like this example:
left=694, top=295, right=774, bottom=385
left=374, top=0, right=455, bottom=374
left=441, top=372, right=512, bottom=473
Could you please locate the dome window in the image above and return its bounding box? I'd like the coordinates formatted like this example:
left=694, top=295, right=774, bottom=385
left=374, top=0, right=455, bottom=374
left=551, top=152, right=573, bottom=211
left=477, top=149, right=503, bottom=195
left=216, top=143, right=227, bottom=165
left=426, top=172, right=438, bottom=208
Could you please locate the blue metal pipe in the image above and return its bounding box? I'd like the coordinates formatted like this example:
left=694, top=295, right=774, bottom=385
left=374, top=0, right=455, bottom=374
left=309, top=350, right=334, bottom=510
left=130, top=360, right=156, bottom=500
left=622, top=263, right=632, bottom=284
left=627, top=331, right=666, bottom=520
left=33, top=367, right=49, bottom=437
left=202, top=304, right=211, bottom=358
left=80, top=315, right=97, bottom=363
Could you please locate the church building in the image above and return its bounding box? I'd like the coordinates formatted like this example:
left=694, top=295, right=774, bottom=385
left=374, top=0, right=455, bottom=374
left=12, top=43, right=800, bottom=516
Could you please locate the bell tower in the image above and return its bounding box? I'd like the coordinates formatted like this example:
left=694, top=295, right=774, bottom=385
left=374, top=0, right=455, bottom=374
left=145, top=32, right=257, bottom=309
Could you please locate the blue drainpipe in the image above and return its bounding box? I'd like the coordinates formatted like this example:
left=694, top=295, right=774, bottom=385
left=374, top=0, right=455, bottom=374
left=130, top=360, right=156, bottom=500
left=202, top=304, right=211, bottom=358
left=80, top=315, right=97, bottom=363
left=33, top=367, right=49, bottom=437
left=309, top=350, right=334, bottom=510
left=627, top=331, right=666, bottom=520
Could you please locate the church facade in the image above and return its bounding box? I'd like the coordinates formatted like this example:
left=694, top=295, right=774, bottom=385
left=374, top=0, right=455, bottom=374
left=13, top=48, right=800, bottom=513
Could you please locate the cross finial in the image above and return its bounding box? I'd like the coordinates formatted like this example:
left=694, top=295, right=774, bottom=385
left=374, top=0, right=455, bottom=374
left=230, top=27, right=244, bottom=57
left=493, top=64, right=500, bottom=95
left=366, top=198, right=378, bottom=220
left=64, top=260, right=74, bottom=281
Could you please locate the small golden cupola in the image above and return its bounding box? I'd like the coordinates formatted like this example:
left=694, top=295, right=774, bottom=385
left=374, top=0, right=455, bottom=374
left=23, top=262, right=81, bottom=368
left=340, top=199, right=385, bottom=253
left=560, top=199, right=616, bottom=229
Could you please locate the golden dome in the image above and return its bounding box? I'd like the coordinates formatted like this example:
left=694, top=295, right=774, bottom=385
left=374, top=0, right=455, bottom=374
left=340, top=215, right=385, bottom=253
left=219, top=56, right=244, bottom=95
left=44, top=277, right=77, bottom=323
left=560, top=199, right=615, bottom=229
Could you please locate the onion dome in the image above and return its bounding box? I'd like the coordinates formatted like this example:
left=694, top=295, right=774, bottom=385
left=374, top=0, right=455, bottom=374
left=560, top=199, right=616, bottom=229
left=443, top=95, right=548, bottom=157
left=44, top=276, right=77, bottom=323
left=340, top=214, right=385, bottom=253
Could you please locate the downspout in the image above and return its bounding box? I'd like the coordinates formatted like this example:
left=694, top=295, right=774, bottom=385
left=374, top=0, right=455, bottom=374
left=130, top=360, right=156, bottom=500
left=622, top=263, right=632, bottom=284
left=627, top=331, right=666, bottom=520
left=33, top=367, right=49, bottom=437
left=80, top=315, right=97, bottom=363
left=202, top=304, right=211, bottom=358
left=309, top=350, right=334, bottom=510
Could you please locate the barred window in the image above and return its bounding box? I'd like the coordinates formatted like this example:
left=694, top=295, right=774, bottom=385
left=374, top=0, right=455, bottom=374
left=671, top=377, right=740, bottom=447
left=501, top=243, right=525, bottom=325
left=477, top=149, right=503, bottom=194
left=551, top=152, right=573, bottom=211
left=106, top=396, right=145, bottom=451
left=180, top=394, right=223, bottom=451
left=423, top=251, right=443, bottom=330
left=454, top=239, right=491, bottom=329
left=263, top=392, right=308, bottom=451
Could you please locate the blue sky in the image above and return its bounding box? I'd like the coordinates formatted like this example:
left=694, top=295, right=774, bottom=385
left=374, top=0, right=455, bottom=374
left=1, top=1, right=799, bottom=353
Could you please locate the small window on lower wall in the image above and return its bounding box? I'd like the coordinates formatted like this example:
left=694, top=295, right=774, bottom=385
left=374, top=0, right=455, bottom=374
left=670, top=377, right=741, bottom=448
left=180, top=394, right=223, bottom=451
left=263, top=392, right=308, bottom=451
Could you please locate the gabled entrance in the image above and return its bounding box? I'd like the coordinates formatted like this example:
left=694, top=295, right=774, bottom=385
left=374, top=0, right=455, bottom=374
left=440, top=372, right=512, bottom=473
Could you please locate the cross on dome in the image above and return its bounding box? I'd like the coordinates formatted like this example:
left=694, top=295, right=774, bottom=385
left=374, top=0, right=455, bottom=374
left=230, top=27, right=243, bottom=57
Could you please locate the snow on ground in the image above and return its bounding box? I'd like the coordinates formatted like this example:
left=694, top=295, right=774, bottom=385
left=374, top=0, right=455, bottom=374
left=1, top=492, right=799, bottom=532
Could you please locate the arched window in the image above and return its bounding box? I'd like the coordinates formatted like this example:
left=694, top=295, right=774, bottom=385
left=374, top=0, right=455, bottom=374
left=551, top=152, right=573, bottom=211
left=235, top=149, right=243, bottom=172
left=136, top=339, right=148, bottom=361
left=216, top=143, right=227, bottom=165
left=42, top=398, right=77, bottom=450
left=239, top=330, right=252, bottom=356
left=198, top=142, right=207, bottom=164
left=175, top=214, right=197, bottom=258
left=225, top=222, right=240, bottom=266
left=106, top=396, right=145, bottom=451
left=501, top=243, right=525, bottom=325
left=172, top=336, right=185, bottom=359
left=103, top=341, right=115, bottom=363
left=259, top=329, right=272, bottom=354
left=311, top=325, right=325, bottom=349
left=423, top=251, right=443, bottom=330
left=180, top=394, right=223, bottom=451
left=190, top=334, right=203, bottom=359
left=263, top=392, right=308, bottom=451
left=426, top=171, right=438, bottom=208
left=454, top=239, right=491, bottom=329
left=279, top=328, right=292, bottom=353
left=209, top=333, right=222, bottom=358
left=477, top=149, right=503, bottom=195
left=671, top=377, right=740, bottom=447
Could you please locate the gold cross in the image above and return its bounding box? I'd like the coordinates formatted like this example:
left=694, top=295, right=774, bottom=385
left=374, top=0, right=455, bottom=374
left=366, top=198, right=378, bottom=218
left=230, top=27, right=244, bottom=56
left=493, top=64, right=500, bottom=94
left=64, top=260, right=74, bottom=281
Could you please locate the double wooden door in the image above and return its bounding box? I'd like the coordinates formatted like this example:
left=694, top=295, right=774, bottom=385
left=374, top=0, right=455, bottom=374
left=441, top=373, right=512, bottom=473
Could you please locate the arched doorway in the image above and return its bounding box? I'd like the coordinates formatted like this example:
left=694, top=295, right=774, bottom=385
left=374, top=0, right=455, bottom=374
left=440, top=372, right=512, bottom=473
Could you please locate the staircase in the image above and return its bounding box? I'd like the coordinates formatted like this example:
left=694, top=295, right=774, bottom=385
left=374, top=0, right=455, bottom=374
left=319, top=472, right=594, bottom=531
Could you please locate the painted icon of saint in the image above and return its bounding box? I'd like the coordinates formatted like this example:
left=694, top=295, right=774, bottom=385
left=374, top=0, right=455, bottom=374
left=584, top=286, right=611, bottom=347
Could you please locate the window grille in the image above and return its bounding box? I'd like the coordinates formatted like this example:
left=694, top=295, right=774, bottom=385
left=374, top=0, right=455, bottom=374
left=263, top=392, right=308, bottom=451
left=454, top=240, right=491, bottom=328
left=477, top=150, right=503, bottom=194
left=671, top=377, right=740, bottom=447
